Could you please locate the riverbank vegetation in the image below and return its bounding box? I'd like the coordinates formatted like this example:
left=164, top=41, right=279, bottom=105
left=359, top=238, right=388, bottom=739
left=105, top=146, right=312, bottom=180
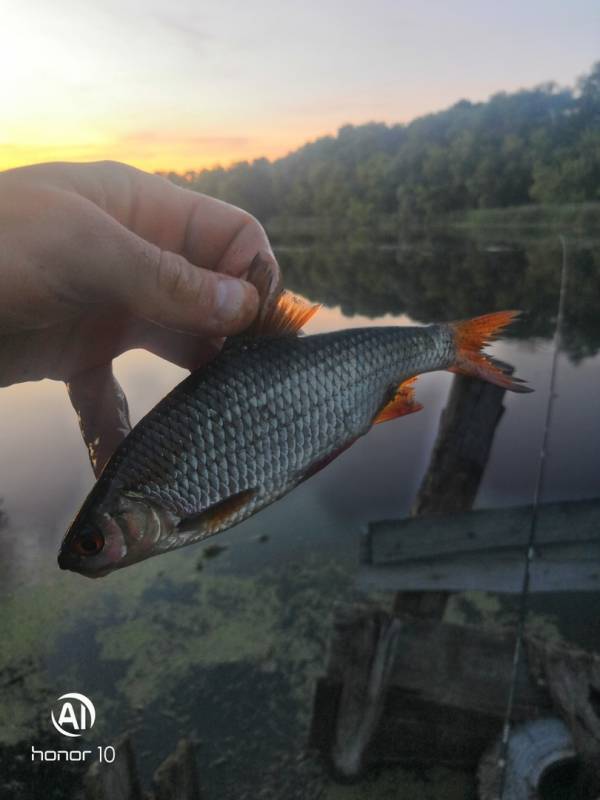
left=162, top=63, right=600, bottom=229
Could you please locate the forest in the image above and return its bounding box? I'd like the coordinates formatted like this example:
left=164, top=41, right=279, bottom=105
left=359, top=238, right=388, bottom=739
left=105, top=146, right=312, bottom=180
left=162, top=63, right=600, bottom=227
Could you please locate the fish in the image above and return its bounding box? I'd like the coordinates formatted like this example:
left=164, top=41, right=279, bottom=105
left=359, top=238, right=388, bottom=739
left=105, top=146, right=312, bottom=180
left=58, top=277, right=532, bottom=578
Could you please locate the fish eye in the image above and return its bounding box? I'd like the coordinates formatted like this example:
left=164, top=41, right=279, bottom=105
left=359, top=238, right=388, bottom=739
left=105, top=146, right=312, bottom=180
left=73, top=530, right=105, bottom=557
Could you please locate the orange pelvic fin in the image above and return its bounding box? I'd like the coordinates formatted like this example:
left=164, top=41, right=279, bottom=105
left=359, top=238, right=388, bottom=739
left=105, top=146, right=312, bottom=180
left=449, top=310, right=533, bottom=393
left=374, top=377, right=423, bottom=424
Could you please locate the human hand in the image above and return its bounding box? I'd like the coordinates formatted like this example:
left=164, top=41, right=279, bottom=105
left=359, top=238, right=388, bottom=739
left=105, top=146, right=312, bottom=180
left=0, top=160, right=279, bottom=476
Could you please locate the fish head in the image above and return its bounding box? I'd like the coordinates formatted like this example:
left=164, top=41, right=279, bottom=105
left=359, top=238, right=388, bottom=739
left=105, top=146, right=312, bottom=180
left=58, top=492, right=177, bottom=578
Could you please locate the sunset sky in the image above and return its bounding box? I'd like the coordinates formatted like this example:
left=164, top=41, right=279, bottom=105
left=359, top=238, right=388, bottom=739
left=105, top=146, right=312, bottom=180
left=2, top=0, right=599, bottom=174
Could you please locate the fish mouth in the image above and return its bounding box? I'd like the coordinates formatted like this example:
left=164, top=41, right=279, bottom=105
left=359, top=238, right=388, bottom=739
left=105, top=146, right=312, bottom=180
left=56, top=548, right=112, bottom=578
left=56, top=549, right=111, bottom=579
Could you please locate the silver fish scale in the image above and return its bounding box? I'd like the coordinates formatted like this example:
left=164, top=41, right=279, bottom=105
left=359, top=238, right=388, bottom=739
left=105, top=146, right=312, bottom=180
left=109, top=325, right=454, bottom=521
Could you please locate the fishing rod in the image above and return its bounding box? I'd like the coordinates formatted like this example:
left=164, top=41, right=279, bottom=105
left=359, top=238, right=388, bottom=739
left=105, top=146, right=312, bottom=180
left=496, top=235, right=570, bottom=799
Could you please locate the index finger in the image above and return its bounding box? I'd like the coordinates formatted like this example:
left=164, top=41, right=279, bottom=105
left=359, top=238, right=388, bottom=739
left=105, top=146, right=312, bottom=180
left=11, top=160, right=279, bottom=281
left=42, top=161, right=278, bottom=280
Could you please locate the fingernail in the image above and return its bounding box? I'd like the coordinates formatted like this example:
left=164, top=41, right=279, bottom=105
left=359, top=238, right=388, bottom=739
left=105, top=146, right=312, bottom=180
left=215, top=277, right=248, bottom=323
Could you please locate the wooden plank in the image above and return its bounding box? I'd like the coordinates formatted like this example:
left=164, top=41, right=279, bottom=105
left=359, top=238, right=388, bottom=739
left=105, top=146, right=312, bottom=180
left=331, top=614, right=402, bottom=777
left=387, top=620, right=550, bottom=720
left=366, top=691, right=502, bottom=769
left=365, top=498, right=600, bottom=566
left=316, top=606, right=600, bottom=778
left=358, top=556, right=600, bottom=594
left=151, top=739, right=202, bottom=800
left=317, top=606, right=554, bottom=777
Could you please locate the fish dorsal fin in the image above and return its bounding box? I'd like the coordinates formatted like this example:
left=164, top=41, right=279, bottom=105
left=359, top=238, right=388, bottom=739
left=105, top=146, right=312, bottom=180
left=177, top=489, right=257, bottom=536
left=373, top=377, right=423, bottom=424
left=256, top=290, right=321, bottom=337
left=244, top=253, right=320, bottom=337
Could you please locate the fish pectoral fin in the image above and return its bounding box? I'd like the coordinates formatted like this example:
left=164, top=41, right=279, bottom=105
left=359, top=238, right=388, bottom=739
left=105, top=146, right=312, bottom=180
left=373, top=377, right=423, bottom=425
left=176, top=489, right=258, bottom=536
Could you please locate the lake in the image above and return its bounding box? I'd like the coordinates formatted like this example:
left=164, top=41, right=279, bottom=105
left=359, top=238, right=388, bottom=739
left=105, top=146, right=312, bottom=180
left=0, top=227, right=599, bottom=799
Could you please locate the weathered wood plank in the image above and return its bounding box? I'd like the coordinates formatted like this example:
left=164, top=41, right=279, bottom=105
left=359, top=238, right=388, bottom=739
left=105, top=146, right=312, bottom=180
left=365, top=498, right=600, bottom=566
left=527, top=639, right=600, bottom=761
left=387, top=620, right=550, bottom=720
left=151, top=739, right=202, bottom=800
left=331, top=613, right=402, bottom=777
left=314, top=606, right=554, bottom=776
left=367, top=691, right=502, bottom=769
left=358, top=556, right=600, bottom=594
left=313, top=605, right=600, bottom=777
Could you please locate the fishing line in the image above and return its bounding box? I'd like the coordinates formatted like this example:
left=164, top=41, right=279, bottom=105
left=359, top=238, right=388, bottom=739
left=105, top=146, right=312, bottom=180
left=496, top=235, right=569, bottom=799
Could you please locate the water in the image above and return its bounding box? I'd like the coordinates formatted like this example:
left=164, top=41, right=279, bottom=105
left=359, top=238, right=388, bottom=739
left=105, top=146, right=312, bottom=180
left=0, top=228, right=598, bottom=799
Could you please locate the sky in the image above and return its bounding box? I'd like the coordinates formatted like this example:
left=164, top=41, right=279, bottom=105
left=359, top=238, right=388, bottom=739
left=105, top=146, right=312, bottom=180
left=1, top=0, right=599, bottom=173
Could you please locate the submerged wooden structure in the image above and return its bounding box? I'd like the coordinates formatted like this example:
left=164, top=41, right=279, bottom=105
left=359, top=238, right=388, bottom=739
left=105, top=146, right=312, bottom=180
left=310, top=605, right=600, bottom=780
left=311, top=374, right=600, bottom=796
left=84, top=736, right=202, bottom=800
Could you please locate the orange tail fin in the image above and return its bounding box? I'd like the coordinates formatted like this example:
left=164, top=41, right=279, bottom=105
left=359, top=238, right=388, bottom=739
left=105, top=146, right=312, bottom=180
left=449, top=310, right=533, bottom=393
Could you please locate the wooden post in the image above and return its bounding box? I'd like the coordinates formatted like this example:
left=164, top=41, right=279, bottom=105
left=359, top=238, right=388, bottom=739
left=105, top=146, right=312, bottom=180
left=84, top=736, right=202, bottom=800
left=152, top=739, right=203, bottom=800
left=412, top=373, right=509, bottom=516
left=84, top=735, right=144, bottom=800
left=327, top=605, right=402, bottom=777
left=394, top=374, right=511, bottom=618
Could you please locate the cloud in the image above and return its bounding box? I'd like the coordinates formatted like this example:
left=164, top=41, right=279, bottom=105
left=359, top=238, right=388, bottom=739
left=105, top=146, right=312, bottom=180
left=0, top=129, right=254, bottom=173
left=121, top=130, right=250, bottom=149
left=149, top=9, right=211, bottom=44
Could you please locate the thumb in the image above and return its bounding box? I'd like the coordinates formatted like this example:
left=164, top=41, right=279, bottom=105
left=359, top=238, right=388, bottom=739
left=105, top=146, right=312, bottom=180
left=69, top=205, right=259, bottom=336
left=134, top=248, right=260, bottom=335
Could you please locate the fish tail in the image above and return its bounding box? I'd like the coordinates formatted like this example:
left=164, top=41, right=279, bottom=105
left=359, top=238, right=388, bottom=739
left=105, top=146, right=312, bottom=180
left=448, top=310, right=533, bottom=393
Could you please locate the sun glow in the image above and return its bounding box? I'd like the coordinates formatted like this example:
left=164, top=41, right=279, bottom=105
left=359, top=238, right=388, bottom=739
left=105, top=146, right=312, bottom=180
left=2, top=0, right=596, bottom=175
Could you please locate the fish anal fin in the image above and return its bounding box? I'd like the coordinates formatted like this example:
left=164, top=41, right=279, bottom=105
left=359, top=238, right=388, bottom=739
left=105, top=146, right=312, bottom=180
left=373, top=377, right=423, bottom=425
left=177, top=489, right=257, bottom=536
left=254, top=290, right=321, bottom=337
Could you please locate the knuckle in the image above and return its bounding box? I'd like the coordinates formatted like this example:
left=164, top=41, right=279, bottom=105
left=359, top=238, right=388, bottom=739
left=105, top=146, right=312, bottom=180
left=157, top=252, right=188, bottom=300
left=92, top=159, right=128, bottom=175
left=156, top=252, right=210, bottom=307
left=241, top=211, right=263, bottom=233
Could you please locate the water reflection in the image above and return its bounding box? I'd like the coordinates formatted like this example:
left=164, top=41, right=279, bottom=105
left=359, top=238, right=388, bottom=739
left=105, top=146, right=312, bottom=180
left=0, top=228, right=599, bottom=799
left=279, top=231, right=600, bottom=362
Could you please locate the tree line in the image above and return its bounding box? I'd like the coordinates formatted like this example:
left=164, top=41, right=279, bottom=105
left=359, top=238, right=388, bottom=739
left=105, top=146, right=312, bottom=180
left=162, top=63, right=600, bottom=225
